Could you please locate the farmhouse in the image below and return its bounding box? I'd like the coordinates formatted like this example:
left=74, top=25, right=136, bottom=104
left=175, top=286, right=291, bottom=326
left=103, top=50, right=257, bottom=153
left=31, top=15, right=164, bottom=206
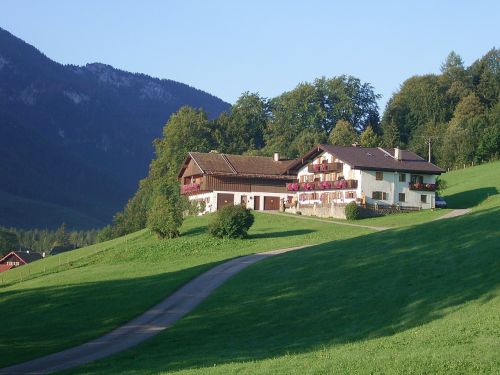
left=179, top=145, right=444, bottom=215
left=288, top=144, right=445, bottom=210
left=178, top=151, right=297, bottom=213
left=0, top=251, right=42, bottom=273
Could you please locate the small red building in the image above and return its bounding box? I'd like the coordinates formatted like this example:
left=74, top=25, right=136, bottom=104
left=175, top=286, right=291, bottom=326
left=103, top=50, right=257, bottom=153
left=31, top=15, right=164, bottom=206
left=0, top=251, right=43, bottom=272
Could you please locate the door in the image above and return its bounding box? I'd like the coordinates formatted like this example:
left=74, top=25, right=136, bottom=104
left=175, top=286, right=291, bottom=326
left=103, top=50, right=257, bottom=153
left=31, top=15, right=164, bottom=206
left=254, top=196, right=260, bottom=210
left=217, top=193, right=234, bottom=209
left=264, top=196, right=280, bottom=210
left=240, top=195, right=248, bottom=207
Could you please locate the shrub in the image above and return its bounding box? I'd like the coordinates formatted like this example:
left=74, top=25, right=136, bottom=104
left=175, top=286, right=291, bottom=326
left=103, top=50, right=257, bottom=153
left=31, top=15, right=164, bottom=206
left=188, top=200, right=206, bottom=216
left=345, top=202, right=360, bottom=220
left=147, top=195, right=183, bottom=238
left=208, top=205, right=254, bottom=239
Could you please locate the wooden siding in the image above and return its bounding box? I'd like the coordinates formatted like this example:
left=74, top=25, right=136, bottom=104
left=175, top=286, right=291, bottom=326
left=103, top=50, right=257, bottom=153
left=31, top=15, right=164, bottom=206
left=181, top=159, right=203, bottom=178
left=204, top=176, right=289, bottom=193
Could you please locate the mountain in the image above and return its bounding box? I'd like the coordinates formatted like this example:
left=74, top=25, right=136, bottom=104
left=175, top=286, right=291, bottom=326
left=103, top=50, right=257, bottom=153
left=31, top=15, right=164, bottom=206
left=0, top=27, right=230, bottom=229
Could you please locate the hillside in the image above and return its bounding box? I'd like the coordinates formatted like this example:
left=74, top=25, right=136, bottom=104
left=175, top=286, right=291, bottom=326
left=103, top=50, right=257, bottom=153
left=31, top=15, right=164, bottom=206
left=0, top=27, right=230, bottom=229
left=0, top=161, right=498, bottom=373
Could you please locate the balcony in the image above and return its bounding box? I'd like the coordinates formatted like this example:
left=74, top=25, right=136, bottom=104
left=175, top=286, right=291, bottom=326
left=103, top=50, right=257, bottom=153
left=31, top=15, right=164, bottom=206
left=409, top=182, right=436, bottom=191
left=307, top=162, right=343, bottom=173
left=180, top=183, right=201, bottom=195
left=286, top=179, right=358, bottom=191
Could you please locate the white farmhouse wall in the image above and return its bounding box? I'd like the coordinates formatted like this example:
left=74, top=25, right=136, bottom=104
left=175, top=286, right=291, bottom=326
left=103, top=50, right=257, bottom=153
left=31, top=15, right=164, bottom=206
left=360, top=171, right=437, bottom=209
left=188, top=191, right=292, bottom=212
left=296, top=151, right=360, bottom=205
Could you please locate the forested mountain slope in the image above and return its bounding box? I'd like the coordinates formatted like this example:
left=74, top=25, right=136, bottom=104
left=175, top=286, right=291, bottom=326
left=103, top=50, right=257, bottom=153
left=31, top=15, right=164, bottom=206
left=0, top=27, right=230, bottom=228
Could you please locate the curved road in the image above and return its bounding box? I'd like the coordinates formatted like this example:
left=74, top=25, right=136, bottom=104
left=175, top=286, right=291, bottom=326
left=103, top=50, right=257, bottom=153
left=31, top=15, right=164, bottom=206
left=0, top=245, right=309, bottom=375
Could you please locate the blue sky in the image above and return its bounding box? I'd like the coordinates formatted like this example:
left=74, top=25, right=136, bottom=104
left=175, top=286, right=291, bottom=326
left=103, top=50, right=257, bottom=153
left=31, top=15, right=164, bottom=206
left=1, top=1, right=498, bottom=110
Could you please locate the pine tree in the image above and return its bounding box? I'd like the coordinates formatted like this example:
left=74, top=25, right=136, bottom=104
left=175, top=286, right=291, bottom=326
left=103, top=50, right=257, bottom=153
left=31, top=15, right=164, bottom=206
left=382, top=120, right=400, bottom=148
left=359, top=126, right=381, bottom=147
left=328, top=120, right=358, bottom=146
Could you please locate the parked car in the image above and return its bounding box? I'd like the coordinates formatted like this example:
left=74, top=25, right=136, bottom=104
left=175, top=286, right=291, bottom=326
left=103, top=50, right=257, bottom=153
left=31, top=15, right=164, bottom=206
left=435, top=196, right=447, bottom=208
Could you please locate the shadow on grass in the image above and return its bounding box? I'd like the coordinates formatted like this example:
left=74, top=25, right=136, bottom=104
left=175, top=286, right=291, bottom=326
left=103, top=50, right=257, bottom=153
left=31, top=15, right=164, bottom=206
left=76, top=205, right=500, bottom=374
left=181, top=225, right=207, bottom=236
left=444, top=186, right=498, bottom=208
left=248, top=229, right=316, bottom=239
left=0, top=261, right=221, bottom=368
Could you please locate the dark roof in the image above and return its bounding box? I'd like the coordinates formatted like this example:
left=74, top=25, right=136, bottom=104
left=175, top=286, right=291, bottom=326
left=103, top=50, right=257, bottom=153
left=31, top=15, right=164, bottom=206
left=179, top=152, right=298, bottom=179
left=13, top=251, right=42, bottom=263
left=290, top=145, right=445, bottom=174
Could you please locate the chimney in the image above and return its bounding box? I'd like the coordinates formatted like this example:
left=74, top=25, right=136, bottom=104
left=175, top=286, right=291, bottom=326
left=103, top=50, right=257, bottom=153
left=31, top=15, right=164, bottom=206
left=395, top=147, right=402, bottom=161
left=274, top=152, right=280, bottom=162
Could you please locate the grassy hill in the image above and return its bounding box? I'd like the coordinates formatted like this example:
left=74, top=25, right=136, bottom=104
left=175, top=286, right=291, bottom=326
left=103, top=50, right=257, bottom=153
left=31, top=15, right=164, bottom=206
left=1, top=161, right=499, bottom=373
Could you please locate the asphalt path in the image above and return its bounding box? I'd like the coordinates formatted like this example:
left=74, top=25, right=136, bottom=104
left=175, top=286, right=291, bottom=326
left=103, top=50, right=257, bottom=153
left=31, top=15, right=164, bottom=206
left=0, top=245, right=309, bottom=374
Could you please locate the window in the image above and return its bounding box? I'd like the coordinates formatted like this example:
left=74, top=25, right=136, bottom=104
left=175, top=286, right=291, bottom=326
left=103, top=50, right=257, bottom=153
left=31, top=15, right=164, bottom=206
left=411, top=175, right=424, bottom=184
left=421, top=194, right=427, bottom=203
left=399, top=173, right=406, bottom=182
left=345, top=191, right=356, bottom=199
left=372, top=191, right=388, bottom=200
left=399, top=193, right=406, bottom=202
left=325, top=173, right=336, bottom=181
left=376, top=171, right=383, bottom=180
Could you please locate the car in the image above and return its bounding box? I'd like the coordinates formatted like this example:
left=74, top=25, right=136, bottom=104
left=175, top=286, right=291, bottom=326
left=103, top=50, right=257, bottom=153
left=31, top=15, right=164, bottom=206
left=435, top=196, right=447, bottom=208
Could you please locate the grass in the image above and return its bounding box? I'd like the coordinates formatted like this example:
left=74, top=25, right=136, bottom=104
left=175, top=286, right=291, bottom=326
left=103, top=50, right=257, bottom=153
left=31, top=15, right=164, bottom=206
left=3, top=161, right=500, bottom=373
left=67, top=161, right=500, bottom=374
left=0, top=213, right=370, bottom=368
left=440, top=160, right=500, bottom=210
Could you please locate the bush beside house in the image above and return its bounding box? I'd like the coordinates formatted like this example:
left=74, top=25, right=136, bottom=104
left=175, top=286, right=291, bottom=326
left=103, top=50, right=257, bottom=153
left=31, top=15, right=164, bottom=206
left=209, top=205, right=255, bottom=239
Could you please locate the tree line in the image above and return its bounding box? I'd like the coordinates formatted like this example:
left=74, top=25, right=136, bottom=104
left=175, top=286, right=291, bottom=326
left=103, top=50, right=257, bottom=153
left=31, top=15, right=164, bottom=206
left=0, top=224, right=98, bottom=256
left=99, top=48, right=499, bottom=240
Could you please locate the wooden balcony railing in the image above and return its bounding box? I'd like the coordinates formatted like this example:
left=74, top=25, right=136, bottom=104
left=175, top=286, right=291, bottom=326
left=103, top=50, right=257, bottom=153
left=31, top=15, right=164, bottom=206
left=307, top=162, right=343, bottom=173
left=286, top=179, right=358, bottom=191
left=409, top=182, right=436, bottom=191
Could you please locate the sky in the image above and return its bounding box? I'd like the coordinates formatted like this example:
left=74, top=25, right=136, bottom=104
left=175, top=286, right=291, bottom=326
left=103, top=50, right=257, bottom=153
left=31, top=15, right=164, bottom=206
left=1, top=0, right=499, bottom=110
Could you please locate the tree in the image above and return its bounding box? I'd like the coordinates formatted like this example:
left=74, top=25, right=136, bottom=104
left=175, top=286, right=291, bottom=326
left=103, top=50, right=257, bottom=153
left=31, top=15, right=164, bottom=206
left=382, top=119, right=400, bottom=148
left=328, top=120, right=358, bottom=146
left=53, top=223, right=69, bottom=247
left=441, top=51, right=466, bottom=82
left=359, top=126, right=381, bottom=147
left=106, top=106, right=217, bottom=238
left=219, top=92, right=269, bottom=154
left=469, top=48, right=500, bottom=108
left=0, top=228, right=19, bottom=255
left=147, top=178, right=183, bottom=239
left=264, top=76, right=380, bottom=157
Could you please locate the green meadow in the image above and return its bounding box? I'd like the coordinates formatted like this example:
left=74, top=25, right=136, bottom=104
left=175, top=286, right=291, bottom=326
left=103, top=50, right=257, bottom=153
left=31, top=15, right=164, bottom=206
left=1, top=161, right=499, bottom=373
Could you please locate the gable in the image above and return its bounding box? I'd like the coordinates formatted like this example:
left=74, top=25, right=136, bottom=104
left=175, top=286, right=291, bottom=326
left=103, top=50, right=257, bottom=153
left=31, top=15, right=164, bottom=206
left=180, top=158, right=203, bottom=178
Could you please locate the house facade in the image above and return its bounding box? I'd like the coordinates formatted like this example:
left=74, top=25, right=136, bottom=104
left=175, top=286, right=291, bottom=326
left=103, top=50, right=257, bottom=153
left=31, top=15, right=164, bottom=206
left=0, top=251, right=43, bottom=273
left=286, top=145, right=444, bottom=210
left=178, top=152, right=297, bottom=213
left=178, top=145, right=444, bottom=215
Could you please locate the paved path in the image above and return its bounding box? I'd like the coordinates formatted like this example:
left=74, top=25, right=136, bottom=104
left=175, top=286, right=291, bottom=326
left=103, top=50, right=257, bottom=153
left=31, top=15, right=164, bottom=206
left=0, top=245, right=309, bottom=375
left=434, top=208, right=471, bottom=220
left=263, top=211, right=389, bottom=231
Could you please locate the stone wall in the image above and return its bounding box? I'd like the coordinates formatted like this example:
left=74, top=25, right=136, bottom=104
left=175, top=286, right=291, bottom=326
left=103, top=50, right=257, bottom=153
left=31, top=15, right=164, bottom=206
left=286, top=203, right=347, bottom=219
